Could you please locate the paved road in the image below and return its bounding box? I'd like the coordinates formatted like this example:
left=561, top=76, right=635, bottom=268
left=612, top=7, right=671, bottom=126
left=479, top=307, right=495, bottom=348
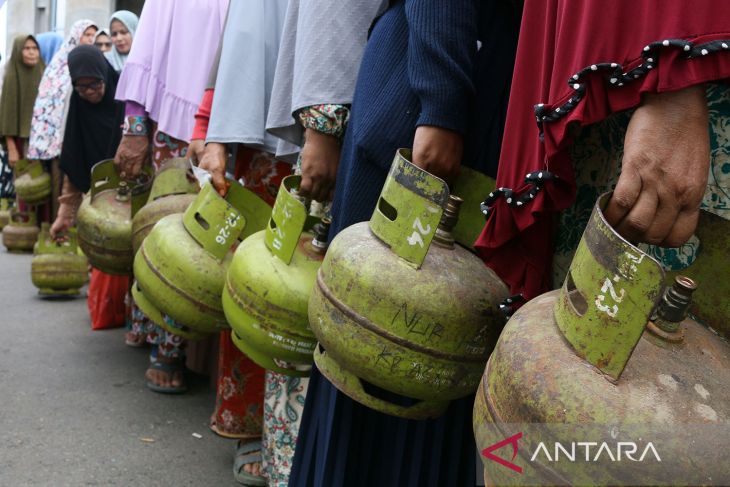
left=0, top=250, right=238, bottom=486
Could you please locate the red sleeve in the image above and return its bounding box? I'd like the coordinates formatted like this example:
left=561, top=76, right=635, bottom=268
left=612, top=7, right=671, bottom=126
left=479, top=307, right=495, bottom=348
left=475, top=0, right=730, bottom=300
left=191, top=89, right=215, bottom=141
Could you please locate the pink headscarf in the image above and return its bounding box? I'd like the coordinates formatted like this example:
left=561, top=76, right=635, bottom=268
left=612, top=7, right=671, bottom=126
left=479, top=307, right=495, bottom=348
left=115, top=0, right=229, bottom=142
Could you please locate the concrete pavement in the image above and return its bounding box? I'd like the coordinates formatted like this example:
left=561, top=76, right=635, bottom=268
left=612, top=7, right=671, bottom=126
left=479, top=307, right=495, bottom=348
left=0, top=249, right=239, bottom=486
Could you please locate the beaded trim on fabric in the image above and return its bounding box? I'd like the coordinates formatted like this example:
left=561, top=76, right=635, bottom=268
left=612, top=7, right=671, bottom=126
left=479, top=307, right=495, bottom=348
left=480, top=37, right=730, bottom=218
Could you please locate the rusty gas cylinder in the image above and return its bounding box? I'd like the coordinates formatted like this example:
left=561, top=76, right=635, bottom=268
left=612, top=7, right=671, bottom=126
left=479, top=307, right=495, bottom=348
left=134, top=181, right=271, bottom=335
left=474, top=194, right=730, bottom=486
left=31, top=223, right=89, bottom=297
left=309, top=150, right=509, bottom=419
left=77, top=160, right=151, bottom=275
left=224, top=176, right=330, bottom=377
left=2, top=209, right=39, bottom=252
left=131, top=158, right=199, bottom=254
left=14, top=159, right=51, bottom=205
left=0, top=198, right=13, bottom=230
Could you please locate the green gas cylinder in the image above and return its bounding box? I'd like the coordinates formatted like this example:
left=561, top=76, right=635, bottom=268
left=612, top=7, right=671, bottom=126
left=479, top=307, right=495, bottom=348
left=31, top=223, right=89, bottom=297
left=2, top=209, right=39, bottom=252
left=0, top=198, right=13, bottom=230
left=14, top=160, right=51, bottom=205
left=224, top=175, right=330, bottom=376
left=131, top=158, right=199, bottom=254
left=77, top=160, right=152, bottom=275
left=134, top=181, right=271, bottom=335
left=473, top=194, right=730, bottom=486
left=309, top=150, right=509, bottom=419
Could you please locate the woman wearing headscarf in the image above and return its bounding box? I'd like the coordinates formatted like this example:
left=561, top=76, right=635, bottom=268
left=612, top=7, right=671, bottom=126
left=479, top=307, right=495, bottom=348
left=94, top=30, right=113, bottom=53
left=269, top=0, right=520, bottom=485
left=27, top=20, right=98, bottom=162
left=194, top=1, right=294, bottom=483
left=50, top=45, right=123, bottom=236
left=0, top=35, right=45, bottom=167
left=36, top=32, right=64, bottom=65
left=27, top=20, right=97, bottom=222
left=106, top=10, right=139, bottom=73
left=114, top=0, right=229, bottom=393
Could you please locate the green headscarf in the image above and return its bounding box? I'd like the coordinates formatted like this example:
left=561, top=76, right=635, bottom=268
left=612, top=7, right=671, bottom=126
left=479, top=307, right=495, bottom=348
left=0, top=35, right=45, bottom=138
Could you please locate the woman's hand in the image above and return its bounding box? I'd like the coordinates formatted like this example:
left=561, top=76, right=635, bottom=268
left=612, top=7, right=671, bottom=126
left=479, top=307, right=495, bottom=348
left=604, top=86, right=710, bottom=248
left=187, top=139, right=206, bottom=165
left=198, top=142, right=228, bottom=196
left=411, top=125, right=463, bottom=184
left=6, top=137, right=19, bottom=167
left=50, top=209, right=74, bottom=239
left=114, top=134, right=150, bottom=178
left=298, top=129, right=341, bottom=202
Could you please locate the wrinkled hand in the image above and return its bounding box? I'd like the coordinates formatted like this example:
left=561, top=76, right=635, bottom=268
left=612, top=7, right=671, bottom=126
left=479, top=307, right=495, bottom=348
left=114, top=134, right=150, bottom=179
left=187, top=139, right=206, bottom=165
left=298, top=129, right=341, bottom=202
left=198, top=142, right=228, bottom=196
left=50, top=212, right=73, bottom=239
left=604, top=86, right=710, bottom=248
left=411, top=125, right=463, bottom=184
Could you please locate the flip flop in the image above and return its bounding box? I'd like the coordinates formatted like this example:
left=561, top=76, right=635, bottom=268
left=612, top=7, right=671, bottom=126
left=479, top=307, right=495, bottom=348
left=233, top=440, right=266, bottom=486
left=145, top=360, right=187, bottom=394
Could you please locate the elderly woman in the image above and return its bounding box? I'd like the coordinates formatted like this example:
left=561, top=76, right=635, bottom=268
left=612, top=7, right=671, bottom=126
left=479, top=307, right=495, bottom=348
left=50, top=45, right=123, bottom=236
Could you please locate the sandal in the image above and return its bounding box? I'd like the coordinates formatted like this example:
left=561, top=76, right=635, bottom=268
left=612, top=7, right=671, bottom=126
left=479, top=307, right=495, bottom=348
left=145, top=359, right=187, bottom=394
left=125, top=331, right=148, bottom=348
left=233, top=440, right=266, bottom=486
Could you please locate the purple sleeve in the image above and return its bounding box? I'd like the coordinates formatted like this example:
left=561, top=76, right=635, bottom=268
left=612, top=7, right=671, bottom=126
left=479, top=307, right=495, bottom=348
left=125, top=101, right=148, bottom=118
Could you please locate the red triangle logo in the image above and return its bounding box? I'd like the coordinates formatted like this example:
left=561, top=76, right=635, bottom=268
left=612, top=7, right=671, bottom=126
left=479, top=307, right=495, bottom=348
left=480, top=432, right=523, bottom=474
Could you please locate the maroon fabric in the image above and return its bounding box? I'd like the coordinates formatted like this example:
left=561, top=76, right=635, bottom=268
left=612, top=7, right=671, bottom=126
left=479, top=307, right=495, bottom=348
left=475, top=0, right=730, bottom=299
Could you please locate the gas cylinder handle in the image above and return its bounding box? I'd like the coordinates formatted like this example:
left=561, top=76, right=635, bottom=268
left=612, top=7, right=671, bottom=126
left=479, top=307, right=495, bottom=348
left=10, top=208, right=36, bottom=226
left=13, top=159, right=31, bottom=176
left=264, top=175, right=319, bottom=265
left=554, top=192, right=665, bottom=381
left=182, top=181, right=271, bottom=262
left=148, top=158, right=200, bottom=201
left=88, top=159, right=152, bottom=212
left=36, top=223, right=78, bottom=254
left=89, top=159, right=123, bottom=202
left=368, top=149, right=449, bottom=269
left=26, top=160, right=46, bottom=179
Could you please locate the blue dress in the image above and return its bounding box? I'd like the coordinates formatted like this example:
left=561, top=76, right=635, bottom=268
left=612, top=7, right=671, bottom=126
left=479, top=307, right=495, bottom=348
left=289, top=1, right=521, bottom=485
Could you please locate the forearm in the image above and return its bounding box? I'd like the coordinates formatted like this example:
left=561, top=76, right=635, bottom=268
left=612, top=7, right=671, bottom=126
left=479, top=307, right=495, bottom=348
left=193, top=89, right=215, bottom=142
left=57, top=176, right=83, bottom=224
left=405, top=0, right=478, bottom=133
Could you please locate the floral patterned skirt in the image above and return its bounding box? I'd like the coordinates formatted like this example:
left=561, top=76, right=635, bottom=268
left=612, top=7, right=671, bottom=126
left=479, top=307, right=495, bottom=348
left=554, top=83, right=730, bottom=283
left=211, top=333, right=265, bottom=439
left=210, top=146, right=292, bottom=441
left=262, top=371, right=308, bottom=487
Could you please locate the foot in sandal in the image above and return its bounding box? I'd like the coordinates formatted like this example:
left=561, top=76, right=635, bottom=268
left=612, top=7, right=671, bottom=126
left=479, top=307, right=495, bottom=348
left=234, top=440, right=266, bottom=486
left=145, top=355, right=187, bottom=394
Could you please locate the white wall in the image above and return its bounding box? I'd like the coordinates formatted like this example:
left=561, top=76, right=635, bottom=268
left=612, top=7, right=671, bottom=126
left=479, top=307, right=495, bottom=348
left=63, top=0, right=112, bottom=34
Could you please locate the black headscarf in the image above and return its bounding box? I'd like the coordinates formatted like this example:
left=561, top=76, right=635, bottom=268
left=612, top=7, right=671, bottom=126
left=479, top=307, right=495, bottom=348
left=60, top=45, right=123, bottom=193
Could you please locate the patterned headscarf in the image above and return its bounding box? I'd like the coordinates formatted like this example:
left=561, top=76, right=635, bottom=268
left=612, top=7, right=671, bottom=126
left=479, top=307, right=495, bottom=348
left=27, top=19, right=97, bottom=160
